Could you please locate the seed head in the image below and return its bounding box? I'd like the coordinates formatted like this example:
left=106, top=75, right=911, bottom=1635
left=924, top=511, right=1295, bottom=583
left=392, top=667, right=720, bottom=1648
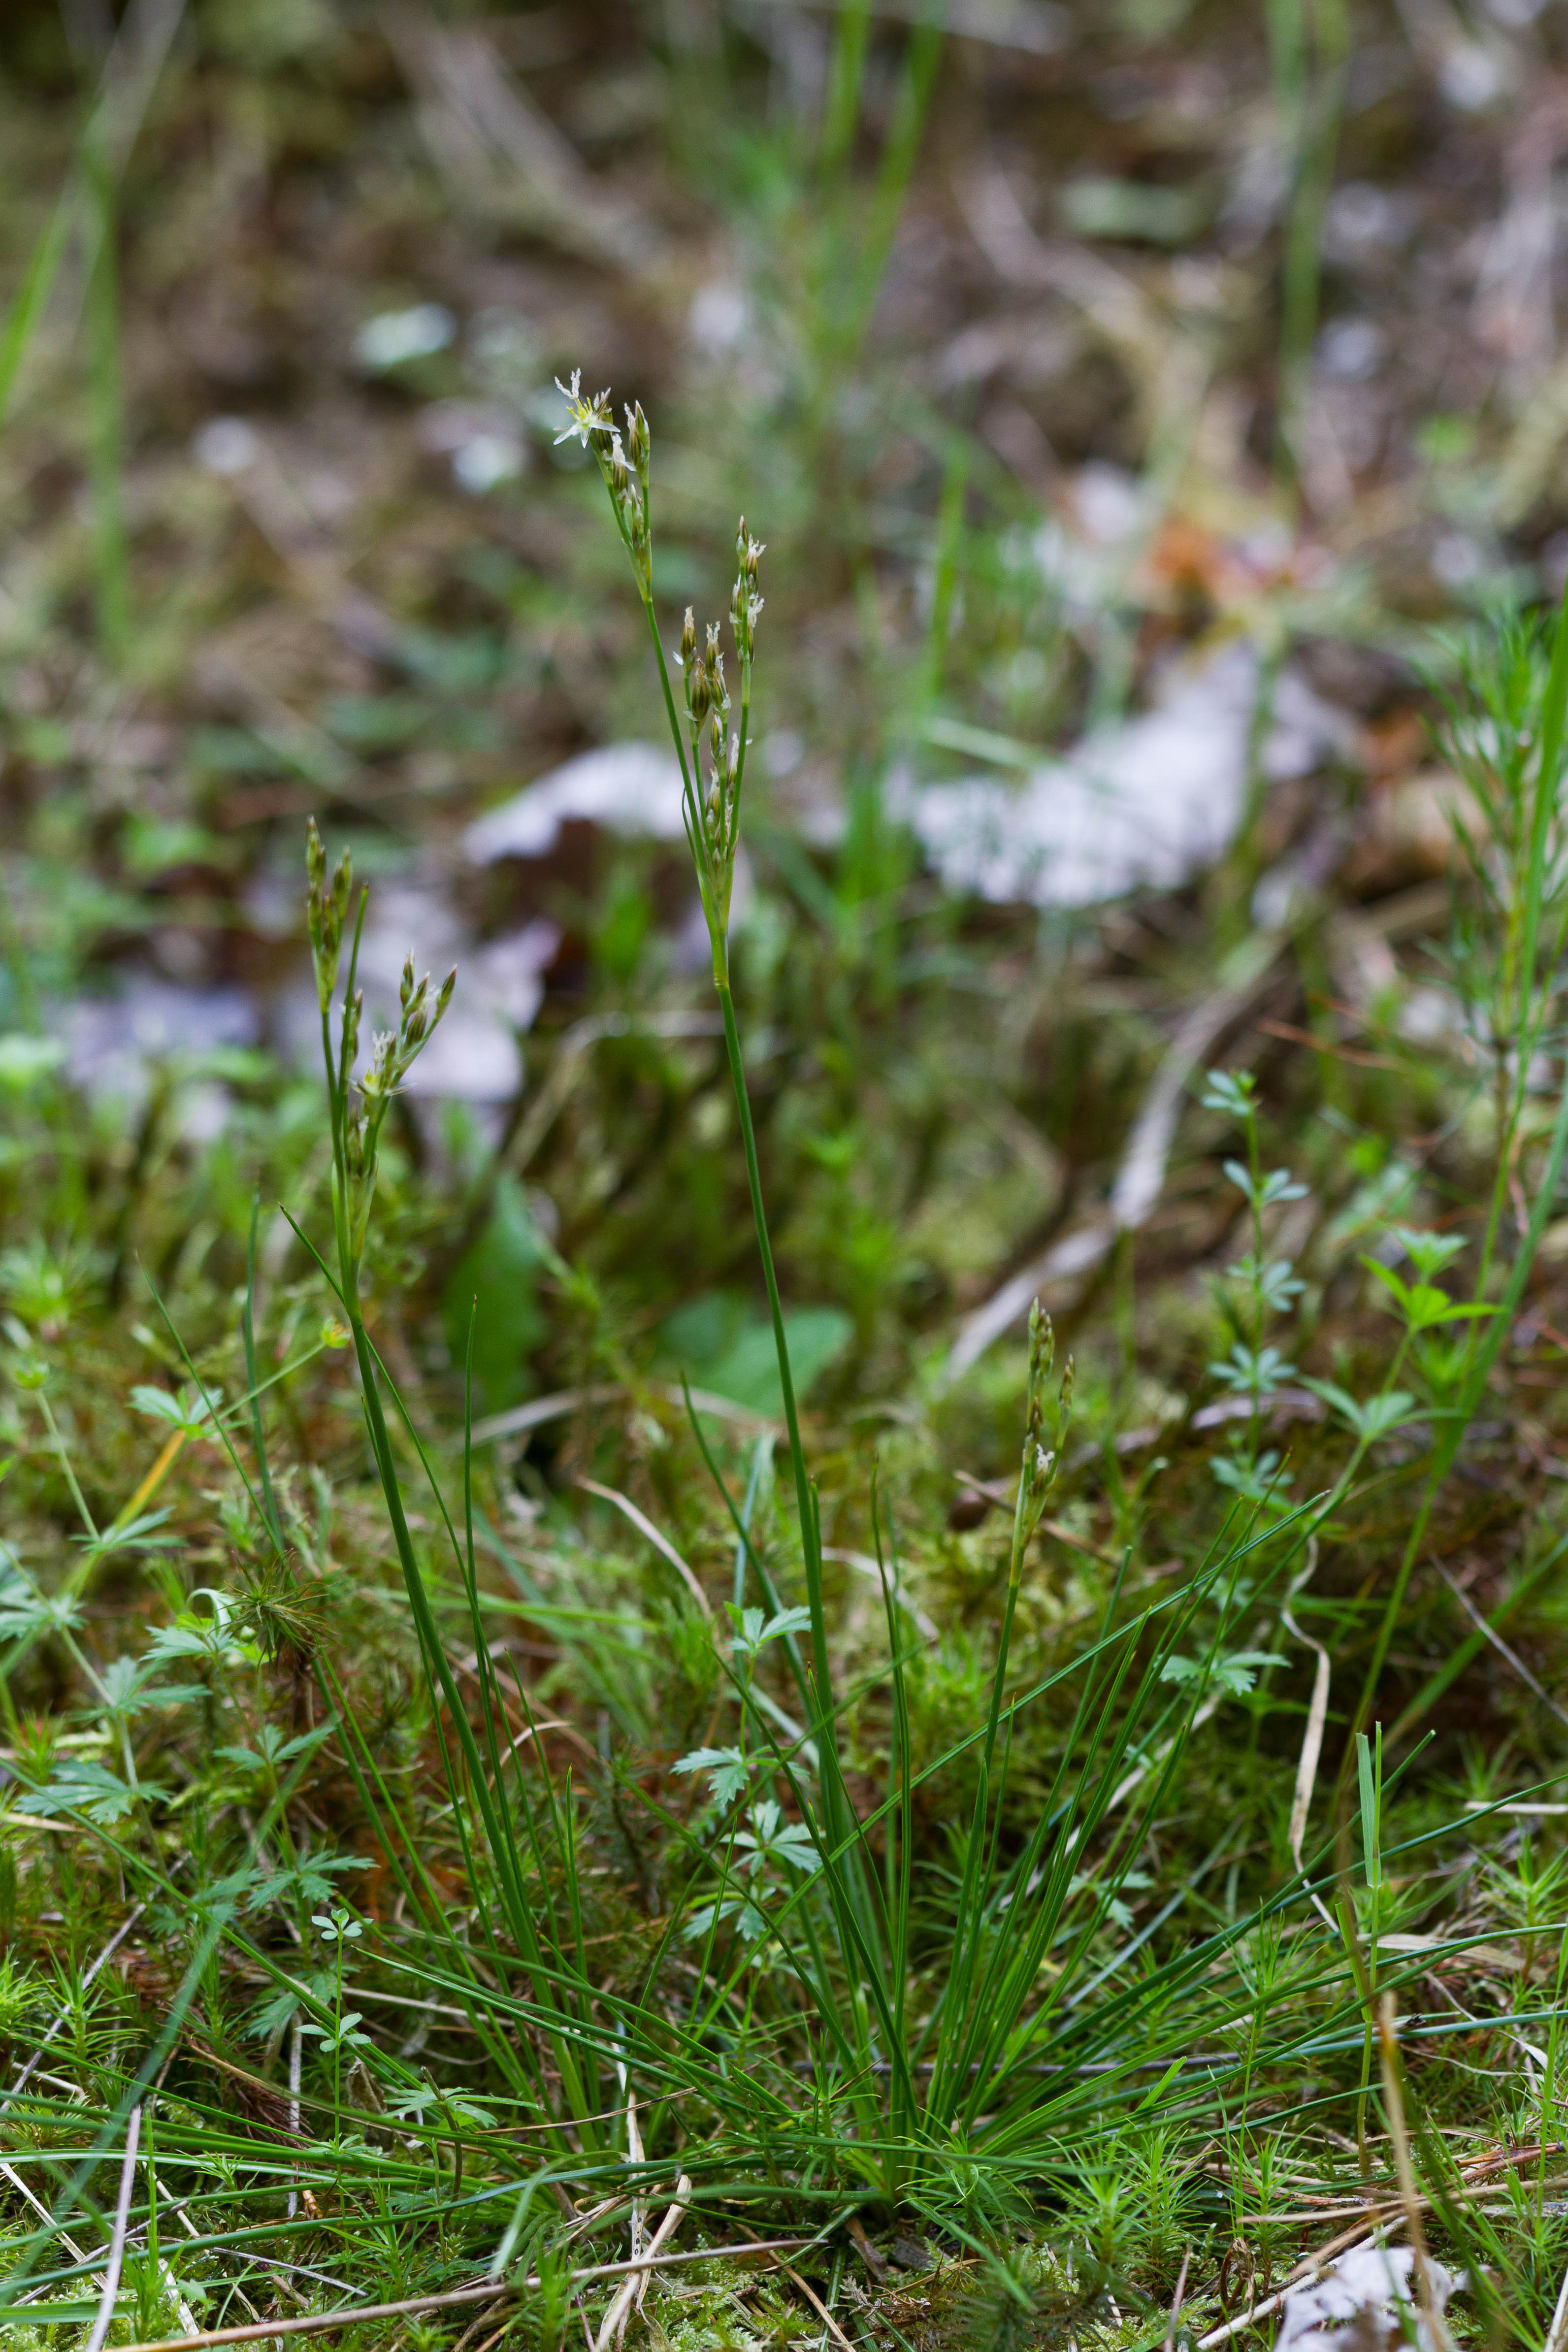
left=680, top=608, right=697, bottom=667
left=729, top=525, right=765, bottom=659
left=624, top=400, right=649, bottom=474
left=624, top=481, right=647, bottom=547
left=1026, top=1300, right=1054, bottom=1444
left=687, top=654, right=711, bottom=725
left=1016, top=1302, right=1072, bottom=1531
left=305, top=827, right=354, bottom=1009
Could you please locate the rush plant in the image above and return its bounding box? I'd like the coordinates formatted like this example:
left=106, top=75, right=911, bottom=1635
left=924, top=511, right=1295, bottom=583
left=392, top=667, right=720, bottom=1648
left=545, top=370, right=1353, bottom=2220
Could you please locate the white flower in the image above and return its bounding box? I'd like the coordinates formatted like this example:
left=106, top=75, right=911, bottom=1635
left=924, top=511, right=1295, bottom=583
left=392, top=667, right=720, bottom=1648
left=554, top=369, right=612, bottom=448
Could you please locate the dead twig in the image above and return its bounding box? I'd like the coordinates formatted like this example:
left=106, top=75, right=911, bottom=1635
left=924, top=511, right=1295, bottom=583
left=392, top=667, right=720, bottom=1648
left=577, top=1481, right=711, bottom=1619
left=109, top=2237, right=813, bottom=2352
left=946, top=928, right=1285, bottom=1380
left=1435, top=1559, right=1568, bottom=1732
left=472, top=1381, right=776, bottom=1448
left=590, top=2173, right=689, bottom=2352
left=84, top=2103, right=143, bottom=2352
left=1284, top=1545, right=1338, bottom=1933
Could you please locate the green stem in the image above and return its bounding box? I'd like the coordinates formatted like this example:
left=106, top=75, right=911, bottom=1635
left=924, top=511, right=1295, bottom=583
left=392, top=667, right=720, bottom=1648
left=1473, top=577, right=1568, bottom=1306
left=1349, top=1034, right=1568, bottom=1757
left=639, top=594, right=693, bottom=800
left=713, top=972, right=846, bottom=1843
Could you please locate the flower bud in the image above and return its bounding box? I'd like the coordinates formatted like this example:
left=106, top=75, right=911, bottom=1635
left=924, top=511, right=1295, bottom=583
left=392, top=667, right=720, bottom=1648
left=624, top=400, right=649, bottom=473
left=680, top=608, right=697, bottom=667
left=307, top=817, right=326, bottom=893
left=610, top=431, right=628, bottom=499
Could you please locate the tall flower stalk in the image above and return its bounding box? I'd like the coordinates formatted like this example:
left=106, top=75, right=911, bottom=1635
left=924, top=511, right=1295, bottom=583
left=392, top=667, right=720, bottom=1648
left=555, top=371, right=862, bottom=1899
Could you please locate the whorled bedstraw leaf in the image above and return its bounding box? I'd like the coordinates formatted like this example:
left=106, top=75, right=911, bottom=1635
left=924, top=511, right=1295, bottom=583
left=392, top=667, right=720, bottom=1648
left=299, top=2011, right=371, bottom=2057
left=1223, top=1161, right=1307, bottom=1211
left=1208, top=1341, right=1297, bottom=1396
left=1362, top=1258, right=1498, bottom=1332
left=1210, top=1447, right=1293, bottom=1506
left=1226, top=1252, right=1306, bottom=1313
left=1389, top=1225, right=1468, bottom=1280
left=130, top=1382, right=223, bottom=1435
left=1300, top=1380, right=1420, bottom=1441
left=1201, top=1068, right=1257, bottom=1121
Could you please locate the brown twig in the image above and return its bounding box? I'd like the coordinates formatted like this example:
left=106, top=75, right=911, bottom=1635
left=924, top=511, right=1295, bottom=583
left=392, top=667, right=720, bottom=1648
left=108, top=2239, right=814, bottom=2352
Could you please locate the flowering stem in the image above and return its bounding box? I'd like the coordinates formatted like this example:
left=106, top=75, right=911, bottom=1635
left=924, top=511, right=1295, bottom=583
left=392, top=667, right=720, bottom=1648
left=712, top=962, right=850, bottom=1861
left=637, top=591, right=693, bottom=801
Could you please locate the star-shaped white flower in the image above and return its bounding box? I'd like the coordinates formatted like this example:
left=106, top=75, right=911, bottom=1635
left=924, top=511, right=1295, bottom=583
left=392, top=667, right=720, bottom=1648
left=554, top=369, right=613, bottom=447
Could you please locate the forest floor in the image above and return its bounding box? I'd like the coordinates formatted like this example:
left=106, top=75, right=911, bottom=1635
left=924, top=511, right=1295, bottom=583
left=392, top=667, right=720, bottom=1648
left=3, top=1, right=1568, bottom=2347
